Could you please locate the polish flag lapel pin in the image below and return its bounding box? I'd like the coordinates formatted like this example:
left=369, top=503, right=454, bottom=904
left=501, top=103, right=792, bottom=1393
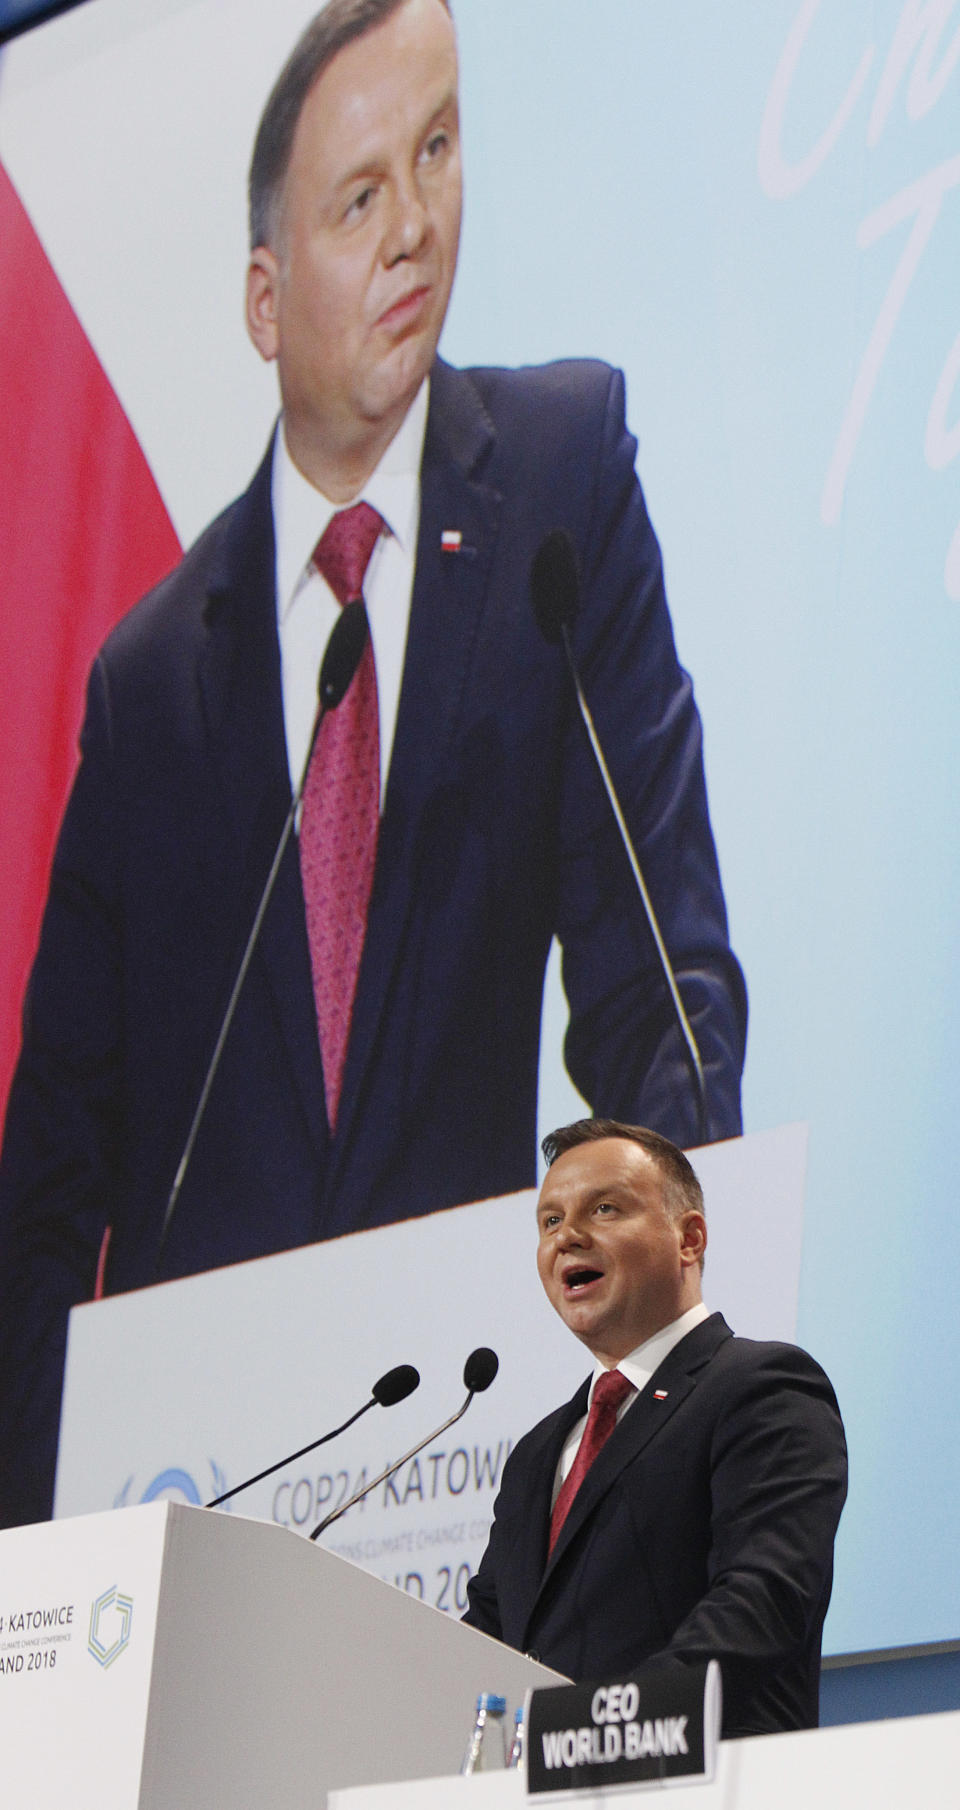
left=441, top=529, right=463, bottom=553
left=653, top=1389, right=669, bottom=1401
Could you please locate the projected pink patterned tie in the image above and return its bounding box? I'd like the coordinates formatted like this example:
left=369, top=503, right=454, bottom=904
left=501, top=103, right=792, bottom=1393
left=548, top=1367, right=634, bottom=1558
left=300, top=502, right=384, bottom=1132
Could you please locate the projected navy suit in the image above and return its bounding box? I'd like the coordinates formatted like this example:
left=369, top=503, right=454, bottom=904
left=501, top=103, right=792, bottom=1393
left=0, top=356, right=746, bottom=1526
left=464, top=1314, right=847, bottom=1738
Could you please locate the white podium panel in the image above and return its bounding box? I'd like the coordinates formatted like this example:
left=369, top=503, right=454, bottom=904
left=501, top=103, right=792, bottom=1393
left=328, top=1709, right=960, bottom=1810
left=0, top=1504, right=166, bottom=1808
left=0, top=1502, right=562, bottom=1809
left=54, top=1127, right=806, bottom=1615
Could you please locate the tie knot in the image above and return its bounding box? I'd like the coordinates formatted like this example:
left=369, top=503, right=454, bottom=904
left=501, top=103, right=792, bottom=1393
left=312, top=502, right=384, bottom=607
left=592, top=1368, right=633, bottom=1417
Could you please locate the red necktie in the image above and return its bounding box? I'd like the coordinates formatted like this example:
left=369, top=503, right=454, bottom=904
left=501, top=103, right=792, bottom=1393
left=548, top=1367, right=634, bottom=1558
left=299, top=501, right=384, bottom=1132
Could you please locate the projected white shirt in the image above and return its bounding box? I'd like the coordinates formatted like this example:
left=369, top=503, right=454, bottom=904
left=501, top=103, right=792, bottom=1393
left=272, top=380, right=428, bottom=801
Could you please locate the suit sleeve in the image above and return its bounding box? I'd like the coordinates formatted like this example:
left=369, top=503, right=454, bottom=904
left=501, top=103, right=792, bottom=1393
left=462, top=1531, right=505, bottom=1643
left=462, top=1408, right=564, bottom=1652
left=462, top=1435, right=532, bottom=1643
left=555, top=367, right=747, bottom=1145
left=651, top=1348, right=848, bottom=1724
left=0, top=655, right=121, bottom=1527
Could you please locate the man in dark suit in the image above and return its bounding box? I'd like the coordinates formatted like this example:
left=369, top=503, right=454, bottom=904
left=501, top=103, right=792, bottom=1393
left=463, top=1121, right=847, bottom=1738
left=0, top=0, right=745, bottom=1526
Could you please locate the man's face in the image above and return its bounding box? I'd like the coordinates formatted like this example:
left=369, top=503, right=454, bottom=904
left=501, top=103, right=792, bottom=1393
left=535, top=1140, right=705, bottom=1366
left=247, top=0, right=461, bottom=485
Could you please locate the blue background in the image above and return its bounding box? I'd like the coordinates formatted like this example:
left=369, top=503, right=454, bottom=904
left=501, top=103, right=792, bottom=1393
left=442, top=0, right=960, bottom=1658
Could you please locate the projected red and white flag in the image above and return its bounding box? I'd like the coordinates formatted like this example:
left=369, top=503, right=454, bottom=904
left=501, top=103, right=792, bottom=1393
left=0, top=159, right=181, bottom=1120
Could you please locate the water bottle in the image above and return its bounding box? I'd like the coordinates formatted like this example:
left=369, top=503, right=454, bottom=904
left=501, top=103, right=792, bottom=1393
left=461, top=1692, right=508, bottom=1773
left=507, top=1704, right=525, bottom=1769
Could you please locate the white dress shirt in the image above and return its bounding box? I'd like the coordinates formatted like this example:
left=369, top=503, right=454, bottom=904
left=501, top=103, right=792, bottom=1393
left=553, top=1301, right=711, bottom=1504
left=271, top=380, right=429, bottom=799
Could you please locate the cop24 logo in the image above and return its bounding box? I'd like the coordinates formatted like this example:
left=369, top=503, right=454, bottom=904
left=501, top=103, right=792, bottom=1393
left=114, top=1462, right=229, bottom=1509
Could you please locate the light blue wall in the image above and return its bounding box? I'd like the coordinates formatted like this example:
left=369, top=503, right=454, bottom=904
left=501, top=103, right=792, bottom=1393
left=443, top=0, right=960, bottom=1660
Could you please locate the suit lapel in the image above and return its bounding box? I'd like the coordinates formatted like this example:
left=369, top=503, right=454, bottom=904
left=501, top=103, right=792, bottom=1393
left=328, top=361, right=503, bottom=1170
left=531, top=1316, right=733, bottom=1614
left=197, top=445, right=283, bottom=857
left=197, top=441, right=329, bottom=1162
left=507, top=1380, right=591, bottom=1634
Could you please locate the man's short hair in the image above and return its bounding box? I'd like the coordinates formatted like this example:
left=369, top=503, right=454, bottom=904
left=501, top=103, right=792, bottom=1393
left=249, top=0, right=453, bottom=251
left=541, top=1119, right=705, bottom=1226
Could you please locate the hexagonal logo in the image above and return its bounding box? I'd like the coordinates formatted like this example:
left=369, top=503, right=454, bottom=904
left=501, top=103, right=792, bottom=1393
left=87, top=1585, right=134, bottom=1669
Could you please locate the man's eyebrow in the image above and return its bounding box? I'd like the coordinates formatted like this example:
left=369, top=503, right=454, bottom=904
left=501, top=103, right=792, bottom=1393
left=331, top=90, right=459, bottom=199
left=409, top=89, right=460, bottom=153
left=540, top=1185, right=626, bottom=1220
left=423, top=89, right=459, bottom=130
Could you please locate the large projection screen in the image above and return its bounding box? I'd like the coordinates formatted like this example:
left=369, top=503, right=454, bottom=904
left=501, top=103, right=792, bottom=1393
left=2, top=0, right=959, bottom=1661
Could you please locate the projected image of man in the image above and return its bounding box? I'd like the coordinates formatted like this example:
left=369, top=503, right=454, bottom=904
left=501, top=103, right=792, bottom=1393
left=0, top=0, right=746, bottom=1528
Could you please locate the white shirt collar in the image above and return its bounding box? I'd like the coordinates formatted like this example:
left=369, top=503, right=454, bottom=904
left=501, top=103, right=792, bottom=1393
left=588, top=1301, right=711, bottom=1403
left=273, top=379, right=429, bottom=625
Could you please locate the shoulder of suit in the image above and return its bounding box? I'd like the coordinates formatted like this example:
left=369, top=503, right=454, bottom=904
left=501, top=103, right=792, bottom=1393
left=506, top=1375, right=592, bottom=1458
left=97, top=482, right=255, bottom=676
left=96, top=431, right=274, bottom=676
left=456, top=356, right=624, bottom=424
left=436, top=352, right=623, bottom=441
left=705, top=1325, right=840, bottom=1397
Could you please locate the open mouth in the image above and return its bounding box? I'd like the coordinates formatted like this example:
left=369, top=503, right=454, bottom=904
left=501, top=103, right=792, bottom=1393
left=563, top=1268, right=603, bottom=1292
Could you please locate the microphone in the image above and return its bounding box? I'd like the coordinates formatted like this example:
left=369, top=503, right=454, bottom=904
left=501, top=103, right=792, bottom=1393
left=372, top=1363, right=421, bottom=1406
left=462, top=1346, right=499, bottom=1392
left=530, top=527, right=579, bottom=646
left=309, top=1347, right=499, bottom=1541
left=318, top=598, right=368, bottom=710
left=206, top=1362, right=419, bottom=1508
left=531, top=530, right=708, bottom=1144
left=156, top=604, right=370, bottom=1267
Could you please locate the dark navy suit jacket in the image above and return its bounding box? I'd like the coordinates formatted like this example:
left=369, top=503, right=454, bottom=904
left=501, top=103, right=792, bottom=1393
left=0, top=359, right=746, bottom=1525
left=463, top=1315, right=847, bottom=1738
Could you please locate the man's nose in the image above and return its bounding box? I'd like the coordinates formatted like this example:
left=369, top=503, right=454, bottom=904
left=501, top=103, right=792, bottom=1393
left=385, top=175, right=430, bottom=262
left=556, top=1219, right=587, bottom=1251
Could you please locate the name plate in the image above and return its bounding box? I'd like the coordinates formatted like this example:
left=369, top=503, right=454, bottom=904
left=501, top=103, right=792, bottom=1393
left=525, top=1660, right=721, bottom=1797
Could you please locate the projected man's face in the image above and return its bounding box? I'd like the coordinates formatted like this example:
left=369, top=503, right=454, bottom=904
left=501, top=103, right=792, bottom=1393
left=246, top=0, right=462, bottom=496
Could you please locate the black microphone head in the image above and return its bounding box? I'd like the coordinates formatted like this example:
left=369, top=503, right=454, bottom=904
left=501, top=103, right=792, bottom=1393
left=530, top=530, right=580, bottom=646
left=463, top=1347, right=499, bottom=1394
left=318, top=599, right=369, bottom=710
left=372, top=1363, right=420, bottom=1407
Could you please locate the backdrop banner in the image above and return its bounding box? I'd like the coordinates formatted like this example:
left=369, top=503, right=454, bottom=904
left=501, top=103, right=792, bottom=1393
left=2, top=0, right=959, bottom=1657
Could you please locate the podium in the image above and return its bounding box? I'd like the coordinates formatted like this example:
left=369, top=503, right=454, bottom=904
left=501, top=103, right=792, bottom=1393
left=0, top=1502, right=563, bottom=1809
left=327, top=1710, right=960, bottom=1810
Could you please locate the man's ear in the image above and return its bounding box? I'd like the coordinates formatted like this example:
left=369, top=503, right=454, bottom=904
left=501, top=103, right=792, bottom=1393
left=246, top=247, right=280, bottom=363
left=678, top=1211, right=707, bottom=1271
